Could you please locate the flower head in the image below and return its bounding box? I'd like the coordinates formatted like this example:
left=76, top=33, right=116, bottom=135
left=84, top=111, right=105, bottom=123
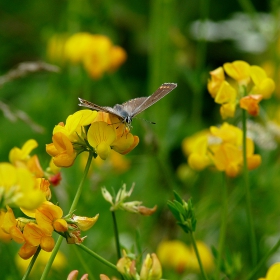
left=140, top=253, right=162, bottom=280
left=0, top=163, right=45, bottom=210
left=207, top=61, right=275, bottom=119
left=49, top=32, right=127, bottom=79
left=184, top=123, right=261, bottom=177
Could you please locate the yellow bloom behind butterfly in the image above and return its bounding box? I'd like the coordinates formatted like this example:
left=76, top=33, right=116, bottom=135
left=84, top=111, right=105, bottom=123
left=62, top=32, right=127, bottom=79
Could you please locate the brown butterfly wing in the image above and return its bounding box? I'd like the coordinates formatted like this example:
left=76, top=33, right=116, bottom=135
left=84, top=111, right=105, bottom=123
left=78, top=97, right=124, bottom=118
left=126, top=83, right=177, bottom=117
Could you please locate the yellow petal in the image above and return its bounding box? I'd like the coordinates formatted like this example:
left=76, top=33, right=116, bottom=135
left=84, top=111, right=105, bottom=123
left=87, top=121, right=116, bottom=148
left=220, top=102, right=236, bottom=119
left=96, top=142, right=111, bottom=160
left=112, top=133, right=134, bottom=154
left=72, top=214, right=99, bottom=231
left=23, top=223, right=43, bottom=246
left=18, top=243, right=38, bottom=260
left=36, top=202, right=63, bottom=235
left=9, top=139, right=38, bottom=164
left=40, top=235, right=55, bottom=252
left=207, top=67, right=225, bottom=98
left=53, top=151, right=77, bottom=167
left=2, top=206, right=16, bottom=232
left=0, top=163, right=17, bottom=188
left=215, top=81, right=236, bottom=104
left=223, top=60, right=250, bottom=83
left=53, top=218, right=68, bottom=232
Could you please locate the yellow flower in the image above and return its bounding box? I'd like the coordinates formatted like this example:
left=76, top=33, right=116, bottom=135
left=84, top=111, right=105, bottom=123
left=9, top=139, right=38, bottom=164
left=185, top=123, right=261, bottom=177
left=116, top=251, right=137, bottom=277
left=47, top=110, right=98, bottom=167
left=207, top=66, right=225, bottom=98
left=1, top=206, right=24, bottom=243
left=258, top=263, right=280, bottom=280
left=35, top=201, right=67, bottom=234
left=140, top=253, right=162, bottom=280
left=212, top=143, right=242, bottom=177
left=54, top=109, right=97, bottom=142
left=0, top=163, right=45, bottom=210
left=223, top=60, right=251, bottom=84
left=157, top=240, right=214, bottom=274
left=9, top=139, right=44, bottom=178
left=46, top=132, right=77, bottom=167
left=87, top=112, right=139, bottom=159
left=63, top=32, right=127, bottom=79
left=214, top=81, right=237, bottom=104
left=23, top=223, right=55, bottom=252
left=250, top=66, right=275, bottom=99
left=240, top=94, right=263, bottom=116
left=18, top=242, right=38, bottom=260
left=208, top=61, right=275, bottom=119
left=72, top=214, right=99, bottom=231
left=0, top=210, right=11, bottom=242
left=87, top=121, right=116, bottom=160
left=157, top=240, right=192, bottom=273
left=109, top=46, right=127, bottom=72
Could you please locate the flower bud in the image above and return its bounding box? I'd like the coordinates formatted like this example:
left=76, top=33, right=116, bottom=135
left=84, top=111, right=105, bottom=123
left=72, top=214, right=99, bottom=231
left=140, top=253, right=162, bottom=280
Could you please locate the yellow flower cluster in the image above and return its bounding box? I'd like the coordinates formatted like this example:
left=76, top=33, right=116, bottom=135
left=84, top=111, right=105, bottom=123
left=0, top=139, right=98, bottom=259
left=0, top=139, right=54, bottom=211
left=183, top=122, right=261, bottom=177
left=157, top=240, right=214, bottom=274
left=46, top=109, right=139, bottom=167
left=47, top=32, right=127, bottom=79
left=1, top=201, right=98, bottom=259
left=208, top=60, right=275, bottom=119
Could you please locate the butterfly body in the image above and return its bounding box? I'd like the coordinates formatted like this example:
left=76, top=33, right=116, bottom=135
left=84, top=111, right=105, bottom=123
left=78, top=83, right=177, bottom=126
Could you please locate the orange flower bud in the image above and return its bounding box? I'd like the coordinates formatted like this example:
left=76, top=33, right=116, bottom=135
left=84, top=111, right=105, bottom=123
left=53, top=218, right=68, bottom=232
left=240, top=95, right=263, bottom=116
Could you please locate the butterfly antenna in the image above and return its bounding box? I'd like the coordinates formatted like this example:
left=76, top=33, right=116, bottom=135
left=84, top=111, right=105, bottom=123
left=134, top=116, right=156, bottom=125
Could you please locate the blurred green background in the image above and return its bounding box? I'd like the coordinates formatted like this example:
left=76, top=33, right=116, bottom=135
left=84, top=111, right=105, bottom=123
left=1, top=0, right=280, bottom=279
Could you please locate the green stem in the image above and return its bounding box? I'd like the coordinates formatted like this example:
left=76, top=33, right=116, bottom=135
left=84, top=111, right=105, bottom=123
left=40, top=151, right=93, bottom=280
left=246, top=238, right=280, bottom=280
left=22, top=247, right=41, bottom=280
left=73, top=245, right=95, bottom=280
left=215, top=173, right=228, bottom=279
left=77, top=243, right=118, bottom=272
left=242, top=109, right=257, bottom=266
left=112, top=211, right=122, bottom=260
left=69, top=151, right=93, bottom=213
left=190, top=231, right=209, bottom=280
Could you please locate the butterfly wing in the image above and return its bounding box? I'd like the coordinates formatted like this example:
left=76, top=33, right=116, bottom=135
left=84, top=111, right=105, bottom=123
left=127, top=83, right=177, bottom=117
left=78, top=97, right=124, bottom=119
left=120, top=97, right=147, bottom=115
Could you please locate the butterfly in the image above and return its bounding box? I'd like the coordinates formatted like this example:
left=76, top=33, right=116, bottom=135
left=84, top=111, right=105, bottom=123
left=78, top=83, right=177, bottom=127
